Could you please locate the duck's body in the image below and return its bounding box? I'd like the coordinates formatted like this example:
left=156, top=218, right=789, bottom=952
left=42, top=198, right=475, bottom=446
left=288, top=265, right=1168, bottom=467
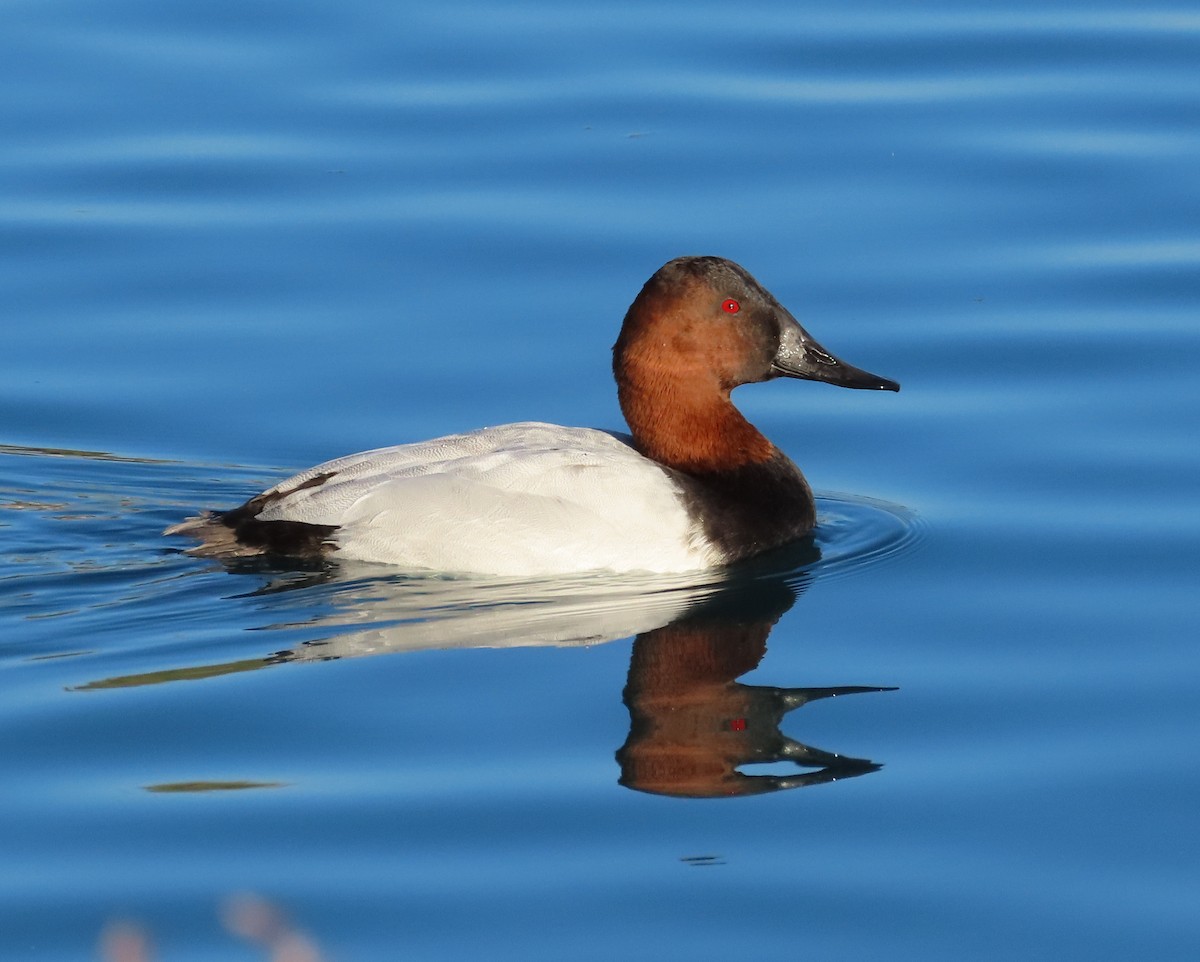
left=167, top=256, right=898, bottom=576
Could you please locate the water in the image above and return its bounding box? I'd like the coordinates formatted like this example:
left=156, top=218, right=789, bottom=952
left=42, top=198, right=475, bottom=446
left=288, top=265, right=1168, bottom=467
left=3, top=1, right=1198, bottom=959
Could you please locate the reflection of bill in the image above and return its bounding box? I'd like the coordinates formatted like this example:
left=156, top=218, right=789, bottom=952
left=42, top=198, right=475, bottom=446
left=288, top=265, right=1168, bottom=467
left=617, top=578, right=893, bottom=798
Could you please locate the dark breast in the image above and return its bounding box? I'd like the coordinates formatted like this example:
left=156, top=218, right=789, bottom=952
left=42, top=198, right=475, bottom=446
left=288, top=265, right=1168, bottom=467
left=673, top=450, right=816, bottom=565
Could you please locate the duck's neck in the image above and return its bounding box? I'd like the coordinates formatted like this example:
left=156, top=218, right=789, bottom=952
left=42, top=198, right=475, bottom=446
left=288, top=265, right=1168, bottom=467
left=616, top=366, right=775, bottom=474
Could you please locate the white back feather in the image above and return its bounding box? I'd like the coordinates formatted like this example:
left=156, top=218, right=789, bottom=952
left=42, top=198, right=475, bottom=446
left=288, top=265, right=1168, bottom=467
left=254, top=423, right=717, bottom=575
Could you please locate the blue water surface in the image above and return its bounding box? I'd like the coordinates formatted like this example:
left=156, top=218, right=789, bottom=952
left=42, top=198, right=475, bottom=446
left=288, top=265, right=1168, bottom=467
left=3, top=2, right=1199, bottom=960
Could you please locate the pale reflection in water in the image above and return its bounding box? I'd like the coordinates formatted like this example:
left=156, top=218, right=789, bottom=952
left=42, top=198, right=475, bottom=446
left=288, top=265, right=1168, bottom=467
left=76, top=539, right=895, bottom=796
left=100, top=894, right=327, bottom=962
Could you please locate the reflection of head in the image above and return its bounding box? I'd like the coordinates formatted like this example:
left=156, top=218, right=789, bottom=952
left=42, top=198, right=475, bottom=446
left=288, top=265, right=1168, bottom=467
left=616, top=577, right=888, bottom=798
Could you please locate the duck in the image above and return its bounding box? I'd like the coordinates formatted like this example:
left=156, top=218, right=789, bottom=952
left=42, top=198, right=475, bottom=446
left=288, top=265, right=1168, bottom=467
left=166, top=256, right=899, bottom=576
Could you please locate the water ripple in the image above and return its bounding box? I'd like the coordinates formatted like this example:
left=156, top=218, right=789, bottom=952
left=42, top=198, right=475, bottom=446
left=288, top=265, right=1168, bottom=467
left=1, top=448, right=921, bottom=669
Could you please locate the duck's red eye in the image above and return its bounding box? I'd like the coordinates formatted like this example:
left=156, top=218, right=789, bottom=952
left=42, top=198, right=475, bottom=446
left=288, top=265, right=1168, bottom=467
left=722, top=299, right=740, bottom=314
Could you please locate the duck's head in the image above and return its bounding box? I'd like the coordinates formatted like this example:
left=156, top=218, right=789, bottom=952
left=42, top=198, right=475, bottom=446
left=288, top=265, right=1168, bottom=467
left=614, top=255, right=900, bottom=396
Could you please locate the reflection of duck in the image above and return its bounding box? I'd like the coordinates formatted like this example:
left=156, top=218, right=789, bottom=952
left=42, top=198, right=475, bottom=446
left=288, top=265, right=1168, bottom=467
left=618, top=579, right=892, bottom=798
left=73, top=561, right=894, bottom=799
left=168, top=256, right=897, bottom=576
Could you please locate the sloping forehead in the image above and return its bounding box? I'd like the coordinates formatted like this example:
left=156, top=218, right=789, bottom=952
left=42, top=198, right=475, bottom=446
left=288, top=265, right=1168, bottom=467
left=660, top=256, right=758, bottom=289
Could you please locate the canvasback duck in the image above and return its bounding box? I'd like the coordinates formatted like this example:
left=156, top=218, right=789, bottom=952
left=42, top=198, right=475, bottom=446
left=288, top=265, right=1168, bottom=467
left=167, top=256, right=898, bottom=575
